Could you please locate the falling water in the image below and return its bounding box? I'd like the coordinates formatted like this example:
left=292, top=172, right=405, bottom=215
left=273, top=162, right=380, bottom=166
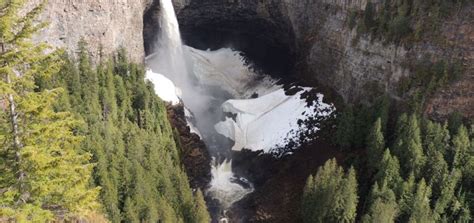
left=145, top=0, right=254, bottom=219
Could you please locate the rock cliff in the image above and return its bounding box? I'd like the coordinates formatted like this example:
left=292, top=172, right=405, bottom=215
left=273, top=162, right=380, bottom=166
left=171, top=0, right=473, bottom=119
left=28, top=0, right=153, bottom=63
left=34, top=0, right=473, bottom=119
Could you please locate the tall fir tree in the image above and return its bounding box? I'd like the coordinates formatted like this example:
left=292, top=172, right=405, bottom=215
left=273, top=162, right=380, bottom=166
left=41, top=44, right=211, bottom=222
left=362, top=181, right=398, bottom=223
left=374, top=149, right=402, bottom=194
left=0, top=0, right=100, bottom=221
left=408, top=179, right=435, bottom=223
left=302, top=159, right=358, bottom=223
left=393, top=114, right=425, bottom=177
left=452, top=125, right=471, bottom=171
left=193, top=189, right=211, bottom=223
left=335, top=106, right=355, bottom=149
left=366, top=118, right=385, bottom=171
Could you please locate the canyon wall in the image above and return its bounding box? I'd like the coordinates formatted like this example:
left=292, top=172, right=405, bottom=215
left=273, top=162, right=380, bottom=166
left=28, top=0, right=153, bottom=63
left=173, top=0, right=473, bottom=119
left=282, top=0, right=473, bottom=119
left=33, top=0, right=473, bottom=119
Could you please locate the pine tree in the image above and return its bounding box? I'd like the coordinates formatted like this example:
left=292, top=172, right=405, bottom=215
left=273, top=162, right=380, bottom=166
left=398, top=173, right=416, bottom=222
left=302, top=174, right=315, bottom=221
left=422, top=121, right=450, bottom=195
left=336, top=167, right=359, bottom=223
left=193, top=189, right=211, bottom=223
left=433, top=170, right=461, bottom=220
left=0, top=0, right=99, bottom=220
left=372, top=95, right=390, bottom=133
left=374, top=149, right=402, bottom=193
left=393, top=114, right=425, bottom=177
left=408, top=179, right=434, bottom=223
left=452, top=125, right=470, bottom=170
left=335, top=106, right=355, bottom=149
left=302, top=159, right=358, bottom=223
left=422, top=120, right=450, bottom=156
left=367, top=118, right=385, bottom=171
left=362, top=181, right=398, bottom=223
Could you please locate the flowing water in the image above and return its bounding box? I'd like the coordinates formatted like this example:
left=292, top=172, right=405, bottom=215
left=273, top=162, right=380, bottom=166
left=146, top=0, right=255, bottom=220
left=146, top=0, right=335, bottom=221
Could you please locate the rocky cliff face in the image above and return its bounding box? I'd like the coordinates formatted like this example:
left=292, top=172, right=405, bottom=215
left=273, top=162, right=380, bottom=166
left=28, top=0, right=153, bottom=63
left=172, top=0, right=473, bottom=119
left=35, top=0, right=472, bottom=119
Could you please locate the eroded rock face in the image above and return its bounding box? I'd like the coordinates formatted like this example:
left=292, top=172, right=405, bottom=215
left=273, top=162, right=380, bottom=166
left=172, top=0, right=473, bottom=119
left=28, top=0, right=153, bottom=63
left=34, top=0, right=472, bottom=118
left=166, top=104, right=211, bottom=190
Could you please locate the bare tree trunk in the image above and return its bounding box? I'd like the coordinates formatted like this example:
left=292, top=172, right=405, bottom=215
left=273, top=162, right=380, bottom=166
left=2, top=43, right=27, bottom=204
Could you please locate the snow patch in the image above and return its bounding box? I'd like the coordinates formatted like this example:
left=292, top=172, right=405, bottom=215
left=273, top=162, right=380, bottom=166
left=215, top=88, right=335, bottom=154
left=145, top=69, right=180, bottom=105
left=184, top=107, right=202, bottom=138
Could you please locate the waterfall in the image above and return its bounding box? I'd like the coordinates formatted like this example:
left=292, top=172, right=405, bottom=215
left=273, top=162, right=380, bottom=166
left=145, top=0, right=335, bottom=221
left=145, top=0, right=254, bottom=219
left=207, top=159, right=253, bottom=209
left=147, top=0, right=189, bottom=94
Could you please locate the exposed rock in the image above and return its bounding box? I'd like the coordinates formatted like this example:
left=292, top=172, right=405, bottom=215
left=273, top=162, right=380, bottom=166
left=32, top=0, right=472, bottom=118
left=27, top=0, right=154, bottom=63
left=229, top=139, right=343, bottom=223
left=172, top=0, right=473, bottom=119
left=166, top=103, right=211, bottom=189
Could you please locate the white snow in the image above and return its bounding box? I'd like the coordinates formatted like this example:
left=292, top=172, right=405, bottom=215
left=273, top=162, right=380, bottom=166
left=145, top=69, right=180, bottom=105
left=184, top=107, right=202, bottom=138
left=215, top=88, right=334, bottom=153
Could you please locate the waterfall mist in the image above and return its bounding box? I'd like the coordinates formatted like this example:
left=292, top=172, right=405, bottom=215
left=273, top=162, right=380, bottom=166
left=145, top=0, right=256, bottom=219
left=145, top=1, right=335, bottom=221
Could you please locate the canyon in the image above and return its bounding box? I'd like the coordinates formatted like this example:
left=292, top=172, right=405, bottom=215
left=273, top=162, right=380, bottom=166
left=28, top=0, right=474, bottom=222
left=31, top=0, right=473, bottom=120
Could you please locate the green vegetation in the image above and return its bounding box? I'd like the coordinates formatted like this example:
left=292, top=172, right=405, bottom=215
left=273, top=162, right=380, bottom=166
left=307, top=104, right=473, bottom=222
left=0, top=1, right=99, bottom=221
left=352, top=0, right=467, bottom=43
left=302, top=159, right=358, bottom=223
left=1, top=1, right=210, bottom=222
left=37, top=45, right=210, bottom=222
left=397, top=58, right=463, bottom=112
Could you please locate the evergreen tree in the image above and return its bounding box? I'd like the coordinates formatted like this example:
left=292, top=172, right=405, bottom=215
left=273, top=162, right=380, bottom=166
left=337, top=167, right=359, bottom=223
left=452, top=125, right=471, bottom=170
left=398, top=173, right=416, bottom=222
left=374, top=149, right=402, bottom=193
left=41, top=46, right=209, bottom=222
left=0, top=0, right=99, bottom=220
left=367, top=118, right=385, bottom=170
left=372, top=95, right=391, bottom=134
left=362, top=181, right=398, bottom=223
left=193, top=189, right=211, bottom=223
left=393, top=114, right=425, bottom=177
left=408, top=179, right=435, bottom=223
left=335, top=106, right=355, bottom=149
left=302, top=159, right=358, bottom=223
left=433, top=170, right=461, bottom=220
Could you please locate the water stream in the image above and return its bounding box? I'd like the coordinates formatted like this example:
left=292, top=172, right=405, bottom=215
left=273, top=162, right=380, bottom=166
left=146, top=0, right=255, bottom=220
left=145, top=0, right=335, bottom=221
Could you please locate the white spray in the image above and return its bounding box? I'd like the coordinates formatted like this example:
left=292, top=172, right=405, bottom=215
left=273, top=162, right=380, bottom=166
left=145, top=0, right=254, bottom=217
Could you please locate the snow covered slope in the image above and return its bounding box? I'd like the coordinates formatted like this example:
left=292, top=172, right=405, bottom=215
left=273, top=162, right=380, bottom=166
left=215, top=88, right=334, bottom=154
left=145, top=69, right=180, bottom=105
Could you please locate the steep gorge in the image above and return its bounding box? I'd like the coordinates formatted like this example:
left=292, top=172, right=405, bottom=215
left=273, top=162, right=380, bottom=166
left=30, top=0, right=473, bottom=120
left=164, top=0, right=473, bottom=119
left=27, top=0, right=474, bottom=222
